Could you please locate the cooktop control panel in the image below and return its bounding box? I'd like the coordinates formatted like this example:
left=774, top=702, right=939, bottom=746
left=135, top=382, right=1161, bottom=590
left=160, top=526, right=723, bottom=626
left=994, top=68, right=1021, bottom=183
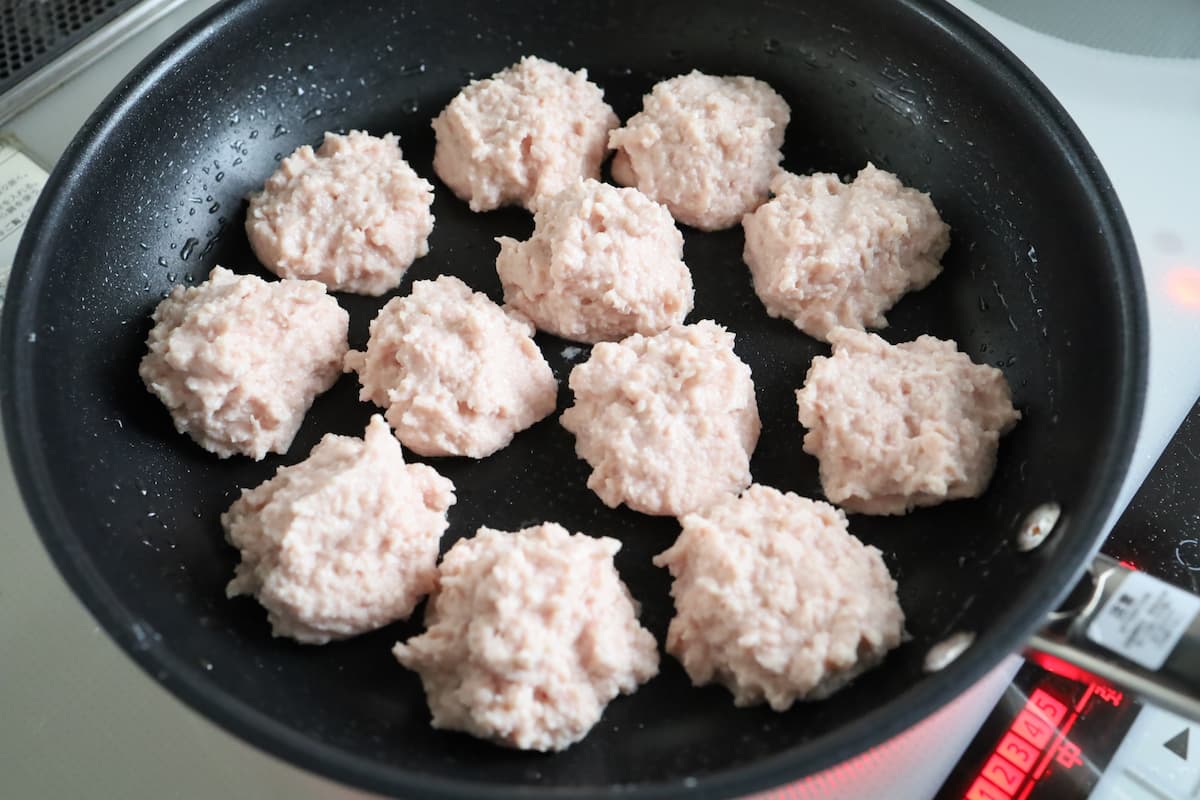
left=940, top=398, right=1200, bottom=800
left=938, top=665, right=1141, bottom=799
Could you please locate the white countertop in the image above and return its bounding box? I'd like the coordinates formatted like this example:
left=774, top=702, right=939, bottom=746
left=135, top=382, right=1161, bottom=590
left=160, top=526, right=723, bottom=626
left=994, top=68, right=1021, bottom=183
left=1, top=5, right=370, bottom=798
left=2, top=2, right=1198, bottom=798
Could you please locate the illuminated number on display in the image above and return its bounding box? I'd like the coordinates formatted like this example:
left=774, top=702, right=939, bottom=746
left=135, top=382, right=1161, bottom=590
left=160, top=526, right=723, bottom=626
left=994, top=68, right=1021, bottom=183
left=997, top=731, right=1038, bottom=770
left=1027, top=688, right=1068, bottom=726
left=965, top=776, right=1013, bottom=800
left=1012, top=709, right=1054, bottom=749
left=963, top=684, right=1088, bottom=800
left=983, top=754, right=1024, bottom=794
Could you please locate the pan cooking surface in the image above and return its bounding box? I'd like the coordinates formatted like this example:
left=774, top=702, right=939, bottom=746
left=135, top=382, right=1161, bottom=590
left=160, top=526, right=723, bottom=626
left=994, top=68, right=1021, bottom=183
left=0, top=0, right=1144, bottom=796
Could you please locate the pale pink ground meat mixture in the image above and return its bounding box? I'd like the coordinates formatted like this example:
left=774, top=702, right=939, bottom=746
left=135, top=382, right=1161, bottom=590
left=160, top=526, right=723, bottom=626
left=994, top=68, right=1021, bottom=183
left=654, top=484, right=905, bottom=710
left=393, top=523, right=659, bottom=752
left=344, top=275, right=558, bottom=459
left=796, top=327, right=1021, bottom=515
left=245, top=130, right=434, bottom=296
left=560, top=321, right=760, bottom=517
left=222, top=416, right=456, bottom=644
left=432, top=56, right=618, bottom=212
left=742, top=164, right=950, bottom=341
left=139, top=266, right=347, bottom=460
left=609, top=71, right=790, bottom=231
left=496, top=179, right=694, bottom=343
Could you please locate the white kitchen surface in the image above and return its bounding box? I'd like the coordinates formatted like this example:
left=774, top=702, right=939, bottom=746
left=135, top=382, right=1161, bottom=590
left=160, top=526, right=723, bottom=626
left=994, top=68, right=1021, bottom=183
left=0, top=5, right=371, bottom=798
left=2, top=1, right=1198, bottom=798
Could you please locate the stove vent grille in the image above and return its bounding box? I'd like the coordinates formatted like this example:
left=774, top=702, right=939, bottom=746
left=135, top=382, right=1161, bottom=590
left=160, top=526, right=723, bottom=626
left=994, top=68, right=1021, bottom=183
left=0, top=0, right=144, bottom=97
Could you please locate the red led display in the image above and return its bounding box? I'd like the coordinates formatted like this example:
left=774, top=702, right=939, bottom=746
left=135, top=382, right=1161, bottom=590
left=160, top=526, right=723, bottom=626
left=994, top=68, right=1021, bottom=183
left=996, top=732, right=1039, bottom=771
left=1011, top=709, right=1054, bottom=750
left=981, top=754, right=1024, bottom=794
left=965, top=776, right=1011, bottom=800
left=1026, top=689, right=1067, bottom=726
left=961, top=681, right=1124, bottom=799
left=1055, top=740, right=1083, bottom=770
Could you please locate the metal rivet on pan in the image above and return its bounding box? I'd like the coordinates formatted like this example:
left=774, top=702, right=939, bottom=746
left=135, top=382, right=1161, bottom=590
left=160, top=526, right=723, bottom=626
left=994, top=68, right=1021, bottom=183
left=923, top=631, right=976, bottom=673
left=1016, top=502, right=1062, bottom=552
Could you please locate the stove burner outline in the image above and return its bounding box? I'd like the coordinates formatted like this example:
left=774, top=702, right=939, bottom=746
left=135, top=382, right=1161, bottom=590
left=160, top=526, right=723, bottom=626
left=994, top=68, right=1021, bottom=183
left=1176, top=539, right=1200, bottom=572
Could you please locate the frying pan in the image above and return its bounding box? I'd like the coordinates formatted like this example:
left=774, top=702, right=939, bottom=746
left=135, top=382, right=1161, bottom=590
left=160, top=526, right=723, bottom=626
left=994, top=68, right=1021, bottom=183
left=0, top=0, right=1148, bottom=797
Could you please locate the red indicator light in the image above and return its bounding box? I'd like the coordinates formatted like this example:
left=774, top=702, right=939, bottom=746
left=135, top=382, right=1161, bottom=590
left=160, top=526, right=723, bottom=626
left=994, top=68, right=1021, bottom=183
left=1026, top=651, right=1095, bottom=684
left=966, top=775, right=1013, bottom=800
left=1022, top=652, right=1099, bottom=681
left=1119, top=559, right=1137, bottom=571
left=1165, top=266, right=1200, bottom=311
left=1074, top=684, right=1095, bottom=714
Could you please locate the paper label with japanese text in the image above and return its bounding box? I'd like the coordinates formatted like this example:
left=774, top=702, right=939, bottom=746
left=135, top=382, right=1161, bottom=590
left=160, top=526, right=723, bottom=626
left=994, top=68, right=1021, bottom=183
left=0, top=135, right=49, bottom=306
left=1087, top=570, right=1200, bottom=671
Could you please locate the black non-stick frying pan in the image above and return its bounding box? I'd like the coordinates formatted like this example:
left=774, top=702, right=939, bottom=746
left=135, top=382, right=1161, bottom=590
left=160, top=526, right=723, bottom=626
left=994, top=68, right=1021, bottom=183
left=0, top=0, right=1147, bottom=797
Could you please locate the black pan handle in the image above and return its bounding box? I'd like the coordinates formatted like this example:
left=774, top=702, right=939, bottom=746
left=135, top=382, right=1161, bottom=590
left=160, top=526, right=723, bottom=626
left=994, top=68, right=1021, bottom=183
left=1026, top=554, right=1200, bottom=720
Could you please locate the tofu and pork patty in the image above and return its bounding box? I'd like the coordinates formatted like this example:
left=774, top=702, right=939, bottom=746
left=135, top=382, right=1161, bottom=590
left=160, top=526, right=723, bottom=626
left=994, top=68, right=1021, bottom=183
left=139, top=266, right=347, bottom=460
left=609, top=71, right=790, bottom=231
left=344, top=275, right=557, bottom=459
left=432, top=56, right=618, bottom=212
left=495, top=178, right=694, bottom=343
left=654, top=484, right=905, bottom=709
left=742, top=164, right=950, bottom=341
left=560, top=320, right=760, bottom=517
left=221, top=416, right=456, bottom=643
left=145, top=54, right=1001, bottom=744
left=796, top=327, right=1021, bottom=515
left=246, top=130, right=435, bottom=296
left=393, top=523, right=659, bottom=752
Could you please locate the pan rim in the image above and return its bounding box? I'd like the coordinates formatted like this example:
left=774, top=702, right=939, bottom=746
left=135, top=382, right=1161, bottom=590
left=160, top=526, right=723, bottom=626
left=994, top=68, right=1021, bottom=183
left=0, top=0, right=1148, bottom=796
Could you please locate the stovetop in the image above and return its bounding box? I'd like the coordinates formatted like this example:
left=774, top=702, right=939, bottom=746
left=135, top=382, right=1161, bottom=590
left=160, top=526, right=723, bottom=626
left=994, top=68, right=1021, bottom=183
left=937, top=397, right=1200, bottom=800
left=0, top=1, right=1197, bottom=798
left=1103, top=402, right=1200, bottom=598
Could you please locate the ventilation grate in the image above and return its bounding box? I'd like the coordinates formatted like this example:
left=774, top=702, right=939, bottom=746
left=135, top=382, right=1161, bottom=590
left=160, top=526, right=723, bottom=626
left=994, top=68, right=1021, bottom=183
left=0, top=0, right=145, bottom=97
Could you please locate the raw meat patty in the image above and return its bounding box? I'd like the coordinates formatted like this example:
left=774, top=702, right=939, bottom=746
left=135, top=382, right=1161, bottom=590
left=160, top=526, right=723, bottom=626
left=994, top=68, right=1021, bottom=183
left=795, top=327, right=1021, bottom=515
left=654, top=484, right=905, bottom=709
left=608, top=71, right=790, bottom=231
left=393, top=523, right=659, bottom=752
left=139, top=266, right=347, bottom=460
left=495, top=178, right=694, bottom=343
left=246, top=130, right=434, bottom=295
left=742, top=164, right=951, bottom=341
left=560, top=321, right=760, bottom=517
left=432, top=56, right=618, bottom=212
left=344, top=275, right=557, bottom=458
left=222, top=416, right=456, bottom=644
